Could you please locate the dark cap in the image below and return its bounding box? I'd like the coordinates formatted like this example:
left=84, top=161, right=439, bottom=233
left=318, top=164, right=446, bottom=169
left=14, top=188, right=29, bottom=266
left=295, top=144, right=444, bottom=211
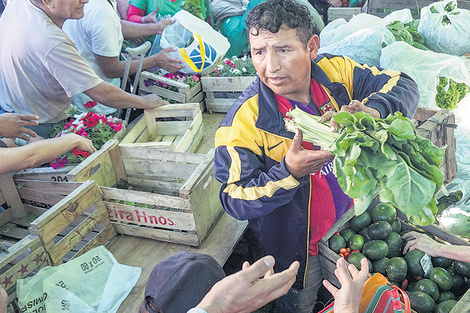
left=140, top=251, right=226, bottom=313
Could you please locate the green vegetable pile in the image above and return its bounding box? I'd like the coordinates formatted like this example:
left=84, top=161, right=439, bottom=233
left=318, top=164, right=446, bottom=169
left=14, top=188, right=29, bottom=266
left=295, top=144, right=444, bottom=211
left=385, top=20, right=428, bottom=51
left=181, top=0, right=204, bottom=20
left=286, top=108, right=446, bottom=226
left=435, top=76, right=470, bottom=110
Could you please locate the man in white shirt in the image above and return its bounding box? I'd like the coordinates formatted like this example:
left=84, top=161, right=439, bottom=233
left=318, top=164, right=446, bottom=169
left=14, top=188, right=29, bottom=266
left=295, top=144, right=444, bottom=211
left=63, top=0, right=184, bottom=115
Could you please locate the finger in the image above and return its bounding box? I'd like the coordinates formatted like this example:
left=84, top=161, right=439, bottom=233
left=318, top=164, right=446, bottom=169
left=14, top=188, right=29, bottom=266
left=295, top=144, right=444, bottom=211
left=335, top=257, right=352, bottom=282
left=18, top=114, right=40, bottom=122
left=162, top=47, right=178, bottom=53
left=348, top=263, right=360, bottom=277
left=242, top=261, right=251, bottom=271
left=24, top=128, right=38, bottom=138
left=290, top=129, right=303, bottom=151
left=243, top=255, right=276, bottom=282
left=358, top=258, right=369, bottom=278
left=323, top=279, right=339, bottom=296
left=150, top=7, right=159, bottom=16
left=329, top=118, right=339, bottom=133
left=318, top=111, right=334, bottom=123
left=15, top=133, right=30, bottom=141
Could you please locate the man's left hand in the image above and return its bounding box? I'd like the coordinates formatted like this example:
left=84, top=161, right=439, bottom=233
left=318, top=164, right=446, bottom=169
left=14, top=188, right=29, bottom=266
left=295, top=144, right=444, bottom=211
left=319, top=100, right=380, bottom=132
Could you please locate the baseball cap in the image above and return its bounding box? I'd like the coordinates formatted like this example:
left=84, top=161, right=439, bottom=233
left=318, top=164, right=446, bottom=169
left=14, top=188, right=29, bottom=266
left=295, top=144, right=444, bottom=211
left=139, top=251, right=226, bottom=313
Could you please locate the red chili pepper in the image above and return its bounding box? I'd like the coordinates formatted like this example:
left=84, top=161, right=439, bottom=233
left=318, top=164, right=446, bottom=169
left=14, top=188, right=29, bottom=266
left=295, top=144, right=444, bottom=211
left=343, top=252, right=350, bottom=259
left=334, top=232, right=341, bottom=235
left=351, top=250, right=360, bottom=254
left=340, top=248, right=348, bottom=254
left=339, top=253, right=344, bottom=258
left=346, top=248, right=351, bottom=253
left=400, top=278, right=408, bottom=290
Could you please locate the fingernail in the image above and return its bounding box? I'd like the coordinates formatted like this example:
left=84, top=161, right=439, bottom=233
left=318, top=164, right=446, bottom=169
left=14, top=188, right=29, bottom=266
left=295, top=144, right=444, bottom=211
left=330, top=126, right=336, bottom=132
left=263, top=256, right=275, bottom=268
left=338, top=258, right=345, bottom=266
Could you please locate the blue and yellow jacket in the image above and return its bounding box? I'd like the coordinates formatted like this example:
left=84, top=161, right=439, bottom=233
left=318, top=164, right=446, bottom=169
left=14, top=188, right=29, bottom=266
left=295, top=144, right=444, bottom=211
left=214, top=55, right=419, bottom=289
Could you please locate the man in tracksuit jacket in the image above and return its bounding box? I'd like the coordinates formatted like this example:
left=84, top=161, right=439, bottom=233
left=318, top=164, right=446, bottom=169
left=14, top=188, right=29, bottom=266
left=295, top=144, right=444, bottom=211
left=214, top=0, right=419, bottom=312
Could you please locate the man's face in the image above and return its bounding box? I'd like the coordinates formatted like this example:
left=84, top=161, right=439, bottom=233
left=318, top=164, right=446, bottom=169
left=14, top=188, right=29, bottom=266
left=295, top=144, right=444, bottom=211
left=250, top=27, right=319, bottom=104
left=49, top=0, right=88, bottom=20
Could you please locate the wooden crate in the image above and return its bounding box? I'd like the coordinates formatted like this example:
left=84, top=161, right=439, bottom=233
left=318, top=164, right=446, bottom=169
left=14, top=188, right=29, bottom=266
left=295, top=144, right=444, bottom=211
left=328, top=7, right=362, bottom=22
left=0, top=180, right=116, bottom=311
left=319, top=200, right=470, bottom=313
left=13, top=129, right=126, bottom=185
left=413, top=106, right=457, bottom=184
left=365, top=0, right=437, bottom=18
left=201, top=76, right=257, bottom=113
left=119, top=103, right=204, bottom=153
left=79, top=140, right=223, bottom=246
left=139, top=71, right=204, bottom=108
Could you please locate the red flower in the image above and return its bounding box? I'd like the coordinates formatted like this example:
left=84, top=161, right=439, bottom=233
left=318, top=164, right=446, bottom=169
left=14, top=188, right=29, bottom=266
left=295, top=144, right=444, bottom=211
left=109, top=122, right=123, bottom=132
left=72, top=148, right=90, bottom=158
left=84, top=101, right=98, bottom=109
left=50, top=157, right=69, bottom=169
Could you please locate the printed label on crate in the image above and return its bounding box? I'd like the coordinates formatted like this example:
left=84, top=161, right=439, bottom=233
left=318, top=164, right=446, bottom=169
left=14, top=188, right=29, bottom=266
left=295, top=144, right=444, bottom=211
left=420, top=253, right=433, bottom=277
left=106, top=203, right=196, bottom=231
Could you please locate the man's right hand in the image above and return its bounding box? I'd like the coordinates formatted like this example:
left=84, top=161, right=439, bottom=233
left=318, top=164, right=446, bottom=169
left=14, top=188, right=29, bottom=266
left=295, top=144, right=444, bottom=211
left=0, top=113, right=39, bottom=140
left=141, top=94, right=170, bottom=110
left=152, top=47, right=186, bottom=73
left=285, top=129, right=334, bottom=178
left=141, top=7, right=159, bottom=24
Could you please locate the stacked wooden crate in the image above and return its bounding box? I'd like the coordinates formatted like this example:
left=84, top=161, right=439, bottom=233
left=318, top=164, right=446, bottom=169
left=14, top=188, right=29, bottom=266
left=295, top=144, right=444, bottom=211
left=120, top=104, right=203, bottom=153
left=0, top=179, right=116, bottom=311
left=327, top=7, right=362, bottom=22
left=365, top=0, right=436, bottom=18
left=138, top=71, right=204, bottom=109
left=72, top=140, right=222, bottom=246
left=201, top=76, right=257, bottom=113
left=413, top=106, right=457, bottom=184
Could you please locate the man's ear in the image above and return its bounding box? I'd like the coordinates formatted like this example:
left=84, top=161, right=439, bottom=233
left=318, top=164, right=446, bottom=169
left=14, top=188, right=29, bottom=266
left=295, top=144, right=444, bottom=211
left=307, top=35, right=320, bottom=61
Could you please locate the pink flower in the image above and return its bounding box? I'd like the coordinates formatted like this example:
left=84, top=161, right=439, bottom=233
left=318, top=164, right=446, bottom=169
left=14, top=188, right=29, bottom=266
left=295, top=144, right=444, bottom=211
left=72, top=148, right=90, bottom=158
left=192, top=75, right=199, bottom=82
left=50, top=157, right=68, bottom=169
left=84, top=101, right=98, bottom=109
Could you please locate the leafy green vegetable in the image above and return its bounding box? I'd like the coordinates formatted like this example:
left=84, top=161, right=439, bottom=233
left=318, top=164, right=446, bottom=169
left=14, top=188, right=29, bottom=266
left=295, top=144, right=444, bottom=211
left=181, top=0, right=204, bottom=20
left=286, top=108, right=446, bottom=226
left=435, top=76, right=470, bottom=110
left=386, top=20, right=428, bottom=51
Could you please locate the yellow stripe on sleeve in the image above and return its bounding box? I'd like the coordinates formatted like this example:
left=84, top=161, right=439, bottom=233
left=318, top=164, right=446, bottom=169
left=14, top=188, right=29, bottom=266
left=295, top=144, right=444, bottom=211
left=223, top=176, right=300, bottom=200
left=227, top=146, right=241, bottom=185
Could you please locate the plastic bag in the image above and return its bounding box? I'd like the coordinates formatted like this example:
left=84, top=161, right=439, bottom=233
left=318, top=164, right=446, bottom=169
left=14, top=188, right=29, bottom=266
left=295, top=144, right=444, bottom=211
left=319, top=26, right=395, bottom=67
left=17, top=246, right=141, bottom=313
left=319, top=13, right=387, bottom=48
left=161, top=10, right=230, bottom=74
left=380, top=41, right=470, bottom=109
left=418, top=0, right=470, bottom=56
left=383, top=8, right=413, bottom=24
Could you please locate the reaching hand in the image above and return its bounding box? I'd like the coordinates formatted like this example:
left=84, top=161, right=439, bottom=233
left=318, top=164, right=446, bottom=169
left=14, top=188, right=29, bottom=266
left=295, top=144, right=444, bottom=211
left=65, top=133, right=97, bottom=154
left=152, top=17, right=176, bottom=35
left=153, top=47, right=186, bottom=73
left=141, top=7, right=159, bottom=24
left=141, top=94, right=170, bottom=110
left=319, top=100, right=380, bottom=132
left=323, top=257, right=369, bottom=313
left=285, top=129, right=334, bottom=178
left=402, top=231, right=442, bottom=256
left=196, top=256, right=299, bottom=313
left=0, top=113, right=39, bottom=140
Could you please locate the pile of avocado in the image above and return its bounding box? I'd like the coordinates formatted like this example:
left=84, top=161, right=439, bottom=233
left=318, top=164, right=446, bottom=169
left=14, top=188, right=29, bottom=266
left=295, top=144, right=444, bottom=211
left=328, top=202, right=470, bottom=313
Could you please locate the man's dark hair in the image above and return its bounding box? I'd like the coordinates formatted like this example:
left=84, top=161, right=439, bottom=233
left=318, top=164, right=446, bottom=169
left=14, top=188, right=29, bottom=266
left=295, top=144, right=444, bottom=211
left=246, top=0, right=320, bottom=48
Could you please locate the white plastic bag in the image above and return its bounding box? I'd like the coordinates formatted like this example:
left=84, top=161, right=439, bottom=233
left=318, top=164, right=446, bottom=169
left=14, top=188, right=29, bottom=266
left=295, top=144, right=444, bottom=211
left=161, top=10, right=230, bottom=74
left=418, top=0, right=470, bottom=56
left=380, top=41, right=470, bottom=109
left=17, top=246, right=141, bottom=313
left=319, top=26, right=395, bottom=67
left=383, top=8, right=413, bottom=24
left=319, top=13, right=387, bottom=48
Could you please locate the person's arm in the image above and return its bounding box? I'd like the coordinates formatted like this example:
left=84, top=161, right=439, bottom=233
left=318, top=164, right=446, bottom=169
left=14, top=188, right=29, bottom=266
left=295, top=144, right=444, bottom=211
left=322, top=257, right=369, bottom=313
left=0, top=134, right=96, bottom=174
left=0, top=113, right=39, bottom=140
left=94, top=47, right=185, bottom=78
left=84, top=81, right=167, bottom=110
left=194, top=256, right=299, bottom=313
left=127, top=5, right=160, bottom=23
left=403, top=231, right=470, bottom=263
left=120, top=18, right=173, bottom=39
